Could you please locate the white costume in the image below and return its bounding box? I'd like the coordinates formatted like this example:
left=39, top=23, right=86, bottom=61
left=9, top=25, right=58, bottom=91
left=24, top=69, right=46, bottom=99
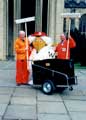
left=28, top=36, right=55, bottom=84
left=30, top=46, right=55, bottom=60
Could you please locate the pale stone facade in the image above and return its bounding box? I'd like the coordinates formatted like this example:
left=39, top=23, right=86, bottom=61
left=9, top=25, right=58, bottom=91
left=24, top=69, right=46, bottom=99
left=0, top=0, right=6, bottom=60
left=47, top=0, right=64, bottom=42
left=0, top=0, right=86, bottom=60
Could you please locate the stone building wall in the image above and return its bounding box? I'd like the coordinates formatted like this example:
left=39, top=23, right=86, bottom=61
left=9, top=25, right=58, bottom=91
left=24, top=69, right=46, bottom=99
left=0, top=0, right=86, bottom=60
left=0, top=0, right=7, bottom=60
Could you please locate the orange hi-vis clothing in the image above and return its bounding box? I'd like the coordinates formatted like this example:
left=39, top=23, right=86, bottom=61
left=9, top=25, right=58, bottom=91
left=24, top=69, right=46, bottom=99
left=14, top=37, right=30, bottom=85
left=14, top=37, right=30, bottom=60
left=16, top=60, right=29, bottom=84
left=55, top=36, right=76, bottom=59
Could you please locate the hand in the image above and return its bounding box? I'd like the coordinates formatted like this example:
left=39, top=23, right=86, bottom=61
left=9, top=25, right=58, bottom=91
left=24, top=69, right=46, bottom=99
left=25, top=47, right=28, bottom=50
left=55, top=52, right=58, bottom=56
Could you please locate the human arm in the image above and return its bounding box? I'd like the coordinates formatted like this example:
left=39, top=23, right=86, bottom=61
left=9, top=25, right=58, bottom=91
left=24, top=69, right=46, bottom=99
left=69, top=36, right=76, bottom=48
left=14, top=40, right=26, bottom=54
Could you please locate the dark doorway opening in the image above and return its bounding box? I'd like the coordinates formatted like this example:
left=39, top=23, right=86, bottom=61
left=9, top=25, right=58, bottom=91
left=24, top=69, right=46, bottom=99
left=79, top=14, right=86, bottom=66
left=79, top=14, right=86, bottom=35
left=70, top=14, right=86, bottom=66
left=42, top=0, right=48, bottom=33
left=7, top=0, right=14, bottom=59
left=21, top=0, right=36, bottom=35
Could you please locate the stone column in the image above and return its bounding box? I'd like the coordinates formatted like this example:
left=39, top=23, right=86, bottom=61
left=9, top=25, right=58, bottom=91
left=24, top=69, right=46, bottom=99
left=55, top=0, right=64, bottom=42
left=14, top=0, right=21, bottom=40
left=0, top=0, right=7, bottom=60
left=47, top=0, right=64, bottom=43
left=47, top=0, right=56, bottom=39
left=5, top=0, right=8, bottom=59
left=75, top=18, right=80, bottom=30
left=66, top=18, right=71, bottom=34
left=13, top=0, right=21, bottom=57
left=35, top=0, right=43, bottom=32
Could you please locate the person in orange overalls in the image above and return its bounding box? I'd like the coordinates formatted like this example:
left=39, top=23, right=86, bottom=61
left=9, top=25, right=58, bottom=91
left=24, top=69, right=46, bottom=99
left=14, top=31, right=30, bottom=85
left=55, top=33, right=76, bottom=59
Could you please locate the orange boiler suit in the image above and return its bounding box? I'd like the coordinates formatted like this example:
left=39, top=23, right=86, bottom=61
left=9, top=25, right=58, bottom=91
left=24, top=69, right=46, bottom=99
left=14, top=37, right=30, bottom=85
left=55, top=36, right=76, bottom=59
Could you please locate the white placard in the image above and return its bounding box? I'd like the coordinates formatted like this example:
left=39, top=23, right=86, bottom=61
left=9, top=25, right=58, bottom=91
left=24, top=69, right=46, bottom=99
left=61, top=13, right=81, bottom=18
left=15, top=16, right=35, bottom=24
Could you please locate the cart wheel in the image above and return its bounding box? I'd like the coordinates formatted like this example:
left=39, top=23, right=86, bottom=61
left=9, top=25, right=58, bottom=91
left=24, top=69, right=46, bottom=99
left=42, top=80, right=55, bottom=95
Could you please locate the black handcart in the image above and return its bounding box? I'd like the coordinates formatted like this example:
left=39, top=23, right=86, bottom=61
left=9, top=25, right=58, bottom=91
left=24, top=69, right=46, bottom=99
left=32, top=59, right=77, bottom=94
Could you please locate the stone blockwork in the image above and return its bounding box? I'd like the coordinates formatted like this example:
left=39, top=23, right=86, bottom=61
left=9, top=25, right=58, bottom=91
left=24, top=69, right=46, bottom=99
left=0, top=0, right=6, bottom=60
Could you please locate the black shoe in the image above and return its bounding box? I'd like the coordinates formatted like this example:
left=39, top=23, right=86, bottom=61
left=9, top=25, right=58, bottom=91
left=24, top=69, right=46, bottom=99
left=21, top=83, right=28, bottom=85
left=16, top=84, right=21, bottom=86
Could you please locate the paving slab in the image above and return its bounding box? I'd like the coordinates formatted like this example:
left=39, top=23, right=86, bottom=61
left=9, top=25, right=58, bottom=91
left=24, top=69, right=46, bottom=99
left=70, top=112, right=86, bottom=120
left=4, top=104, right=36, bottom=120
left=0, top=81, right=16, bottom=87
left=38, top=101, right=67, bottom=114
left=0, top=81, right=15, bottom=86
left=0, top=70, right=16, bottom=87
left=0, top=70, right=15, bottom=80
left=38, top=114, right=70, bottom=120
left=0, top=95, right=11, bottom=104
left=37, top=91, right=62, bottom=102
left=13, top=87, right=36, bottom=97
left=0, top=104, right=8, bottom=116
left=62, top=89, right=85, bottom=96
left=62, top=95, right=86, bottom=101
left=0, top=61, right=16, bottom=87
left=0, top=61, right=15, bottom=70
left=64, top=100, right=86, bottom=112
left=11, top=96, right=36, bottom=105
left=0, top=87, right=14, bottom=95
left=0, top=116, right=2, bottom=120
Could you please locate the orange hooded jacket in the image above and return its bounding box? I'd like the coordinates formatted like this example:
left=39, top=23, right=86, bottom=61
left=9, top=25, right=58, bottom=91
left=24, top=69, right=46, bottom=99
left=55, top=36, right=76, bottom=59
left=14, top=37, right=30, bottom=60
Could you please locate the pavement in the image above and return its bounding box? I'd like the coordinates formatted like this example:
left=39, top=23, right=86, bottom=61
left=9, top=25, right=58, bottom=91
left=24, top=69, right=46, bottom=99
left=0, top=60, right=86, bottom=120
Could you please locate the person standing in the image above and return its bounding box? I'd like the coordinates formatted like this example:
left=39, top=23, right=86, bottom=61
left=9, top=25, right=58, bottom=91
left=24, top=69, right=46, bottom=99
left=55, top=33, right=76, bottom=59
left=14, top=30, right=30, bottom=85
